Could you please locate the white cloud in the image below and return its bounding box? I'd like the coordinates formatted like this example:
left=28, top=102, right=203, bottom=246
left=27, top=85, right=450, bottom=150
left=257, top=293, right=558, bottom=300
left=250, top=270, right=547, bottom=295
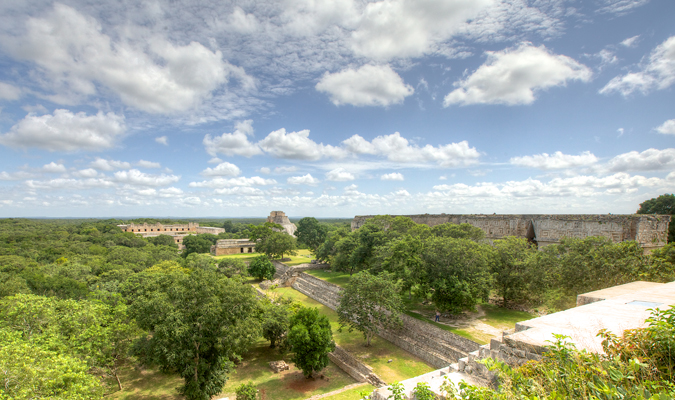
left=90, top=158, right=131, bottom=171
left=596, top=0, right=650, bottom=15
left=316, top=64, right=413, bottom=107
left=326, top=168, right=355, bottom=181
left=603, top=148, right=675, bottom=172
left=0, top=82, right=21, bottom=100
left=600, top=36, right=675, bottom=96
left=3, top=4, right=247, bottom=113
left=200, top=162, right=241, bottom=177
left=275, top=166, right=299, bottom=174
left=41, top=162, right=66, bottom=173
left=258, top=167, right=271, bottom=174
left=203, top=119, right=262, bottom=157
left=72, top=168, right=98, bottom=178
left=287, top=174, right=321, bottom=185
left=510, top=151, right=598, bottom=169
left=258, top=128, right=346, bottom=160
left=0, top=171, right=34, bottom=181
left=189, top=176, right=276, bottom=188
left=621, top=35, right=640, bottom=47
left=113, top=169, right=180, bottom=187
left=350, top=0, right=492, bottom=61
left=342, top=132, right=480, bottom=166
left=155, top=136, right=168, bottom=146
left=159, top=187, right=184, bottom=197
left=0, top=109, right=125, bottom=152
left=208, top=157, right=223, bottom=164
left=215, top=187, right=265, bottom=196
left=137, top=160, right=161, bottom=169
left=444, top=43, right=592, bottom=106
left=656, top=120, right=675, bottom=135
left=381, top=172, right=404, bottom=181
left=25, top=178, right=115, bottom=190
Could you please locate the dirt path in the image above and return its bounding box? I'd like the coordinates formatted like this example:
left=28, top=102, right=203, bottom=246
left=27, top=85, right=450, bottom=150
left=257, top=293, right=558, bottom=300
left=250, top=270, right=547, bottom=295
left=303, top=382, right=369, bottom=400
left=411, top=305, right=503, bottom=341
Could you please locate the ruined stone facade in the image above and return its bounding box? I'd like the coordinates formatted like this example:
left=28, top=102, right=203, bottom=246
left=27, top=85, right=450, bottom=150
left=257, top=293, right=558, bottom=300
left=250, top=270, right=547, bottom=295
left=352, top=214, right=670, bottom=251
left=267, top=211, right=297, bottom=237
left=117, top=222, right=225, bottom=249
left=210, top=239, right=256, bottom=256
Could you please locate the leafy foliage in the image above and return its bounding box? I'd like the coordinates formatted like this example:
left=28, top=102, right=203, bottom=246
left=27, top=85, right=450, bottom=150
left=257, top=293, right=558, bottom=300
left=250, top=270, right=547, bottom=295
left=296, top=217, right=327, bottom=252
left=122, top=269, right=261, bottom=400
left=288, top=306, right=335, bottom=377
left=235, top=382, right=259, bottom=400
left=261, top=296, right=293, bottom=348
left=337, top=271, right=403, bottom=346
left=218, top=257, right=248, bottom=278
left=248, top=255, right=276, bottom=280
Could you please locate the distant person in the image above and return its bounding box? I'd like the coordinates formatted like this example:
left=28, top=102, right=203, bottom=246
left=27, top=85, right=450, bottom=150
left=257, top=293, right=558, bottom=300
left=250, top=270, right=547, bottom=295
left=435, top=310, right=440, bottom=322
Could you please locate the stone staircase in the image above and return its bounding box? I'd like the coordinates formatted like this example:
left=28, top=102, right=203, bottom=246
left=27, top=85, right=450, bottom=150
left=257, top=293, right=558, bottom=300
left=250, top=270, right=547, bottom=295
left=290, top=273, right=342, bottom=310
left=370, top=365, right=484, bottom=400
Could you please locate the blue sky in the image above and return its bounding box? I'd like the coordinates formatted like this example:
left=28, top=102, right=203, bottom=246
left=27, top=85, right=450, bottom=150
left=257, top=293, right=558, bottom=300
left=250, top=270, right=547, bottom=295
left=0, top=0, right=673, bottom=218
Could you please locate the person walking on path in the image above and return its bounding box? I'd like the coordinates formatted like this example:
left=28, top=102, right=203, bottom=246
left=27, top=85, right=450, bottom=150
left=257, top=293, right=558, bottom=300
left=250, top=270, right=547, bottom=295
left=434, top=310, right=441, bottom=322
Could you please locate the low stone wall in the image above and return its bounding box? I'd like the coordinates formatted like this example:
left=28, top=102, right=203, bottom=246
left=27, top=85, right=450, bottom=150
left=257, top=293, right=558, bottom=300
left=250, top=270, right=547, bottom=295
left=328, top=345, right=386, bottom=388
left=291, top=272, right=481, bottom=368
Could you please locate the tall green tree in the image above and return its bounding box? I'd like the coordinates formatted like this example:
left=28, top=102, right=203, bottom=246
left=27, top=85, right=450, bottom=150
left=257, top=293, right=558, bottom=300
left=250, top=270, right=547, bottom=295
left=122, top=269, right=261, bottom=400
left=256, top=231, right=298, bottom=260
left=261, top=296, right=293, bottom=348
left=248, top=255, right=276, bottom=281
left=287, top=306, right=335, bottom=377
left=182, top=234, right=214, bottom=257
left=337, top=271, right=404, bottom=346
left=218, top=258, right=248, bottom=278
left=422, top=237, right=494, bottom=314
left=296, top=217, right=327, bottom=252
left=637, top=193, right=675, bottom=243
left=492, top=236, right=538, bottom=305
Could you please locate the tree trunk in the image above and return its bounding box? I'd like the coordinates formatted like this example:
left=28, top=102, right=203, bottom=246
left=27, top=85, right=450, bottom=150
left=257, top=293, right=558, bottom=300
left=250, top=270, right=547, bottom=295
left=115, top=372, right=123, bottom=391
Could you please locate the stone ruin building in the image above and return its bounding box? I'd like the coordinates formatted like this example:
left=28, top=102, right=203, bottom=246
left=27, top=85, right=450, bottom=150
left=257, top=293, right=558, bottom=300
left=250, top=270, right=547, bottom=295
left=267, top=210, right=297, bottom=237
left=352, top=213, right=670, bottom=252
left=210, top=239, right=256, bottom=256
left=117, top=222, right=225, bottom=249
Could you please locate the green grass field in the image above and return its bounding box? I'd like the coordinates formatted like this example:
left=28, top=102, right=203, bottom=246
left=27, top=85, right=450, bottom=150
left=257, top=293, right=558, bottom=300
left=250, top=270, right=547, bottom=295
left=270, top=287, right=435, bottom=384
left=213, top=249, right=315, bottom=266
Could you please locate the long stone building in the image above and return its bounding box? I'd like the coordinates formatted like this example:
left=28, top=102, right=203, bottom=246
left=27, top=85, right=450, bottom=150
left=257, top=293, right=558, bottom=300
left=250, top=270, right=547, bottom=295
left=351, top=214, right=670, bottom=251
left=117, top=222, right=225, bottom=248
left=210, top=239, right=256, bottom=256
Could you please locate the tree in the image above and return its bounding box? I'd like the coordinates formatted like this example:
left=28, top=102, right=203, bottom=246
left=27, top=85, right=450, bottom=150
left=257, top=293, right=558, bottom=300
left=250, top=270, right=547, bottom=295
left=422, top=237, right=494, bottom=314
left=492, top=236, right=537, bottom=305
left=257, top=231, right=298, bottom=260
left=248, top=255, right=276, bottom=281
left=183, top=253, right=217, bottom=271
left=337, top=271, right=404, bottom=346
left=637, top=194, right=675, bottom=243
left=378, top=235, right=426, bottom=299
left=218, top=258, right=248, bottom=278
left=235, top=382, right=258, bottom=400
left=296, top=217, right=327, bottom=252
left=287, top=306, right=335, bottom=377
left=122, top=269, right=261, bottom=400
left=261, top=296, right=293, bottom=348
left=147, top=234, right=178, bottom=248
left=182, top=234, right=214, bottom=257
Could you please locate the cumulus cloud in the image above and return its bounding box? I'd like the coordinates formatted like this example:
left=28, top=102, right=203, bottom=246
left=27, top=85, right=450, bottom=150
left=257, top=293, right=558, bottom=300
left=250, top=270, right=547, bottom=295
left=274, top=166, right=299, bottom=174
left=621, top=35, right=640, bottom=47
left=350, top=0, right=492, bottom=60
left=316, top=64, right=413, bottom=107
left=200, top=162, right=241, bottom=177
left=600, top=36, right=675, bottom=96
left=342, top=132, right=480, bottom=166
left=25, top=178, right=115, bottom=190
left=603, top=148, right=675, bottom=173
left=381, top=172, right=404, bottom=181
left=0, top=82, right=21, bottom=100
left=3, top=4, right=249, bottom=113
left=41, top=162, right=66, bottom=173
left=189, top=176, right=276, bottom=188
left=444, top=43, right=592, bottom=106
left=326, top=168, right=355, bottom=181
left=215, top=186, right=265, bottom=196
left=510, top=151, right=598, bottom=169
left=258, top=128, right=346, bottom=160
left=90, top=158, right=131, bottom=171
left=113, top=169, right=180, bottom=187
left=72, top=168, right=98, bottom=178
left=656, top=120, right=675, bottom=135
left=136, top=160, right=161, bottom=169
left=0, top=109, right=125, bottom=152
left=155, top=136, right=168, bottom=146
left=203, top=119, right=262, bottom=157
left=287, top=174, right=321, bottom=185
left=0, top=171, right=34, bottom=181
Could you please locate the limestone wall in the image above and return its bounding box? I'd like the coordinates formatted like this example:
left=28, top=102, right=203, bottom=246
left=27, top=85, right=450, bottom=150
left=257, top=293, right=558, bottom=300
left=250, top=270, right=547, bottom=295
left=352, top=214, right=670, bottom=250
left=328, top=345, right=387, bottom=387
left=290, top=272, right=481, bottom=368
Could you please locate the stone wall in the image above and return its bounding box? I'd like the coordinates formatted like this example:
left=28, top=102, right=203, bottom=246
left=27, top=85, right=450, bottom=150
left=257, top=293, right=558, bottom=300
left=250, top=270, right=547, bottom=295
left=290, top=272, right=481, bottom=368
left=328, top=345, right=386, bottom=387
left=351, top=214, right=670, bottom=251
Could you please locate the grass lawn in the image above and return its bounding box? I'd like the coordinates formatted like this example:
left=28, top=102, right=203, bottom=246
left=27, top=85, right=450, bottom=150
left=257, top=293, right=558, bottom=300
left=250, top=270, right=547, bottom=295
left=212, top=249, right=314, bottom=266
left=304, top=270, right=352, bottom=287
left=402, top=310, right=484, bottom=344
left=478, top=303, right=534, bottom=331
left=108, top=338, right=358, bottom=400
left=270, top=287, right=435, bottom=384
left=322, top=384, right=375, bottom=399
